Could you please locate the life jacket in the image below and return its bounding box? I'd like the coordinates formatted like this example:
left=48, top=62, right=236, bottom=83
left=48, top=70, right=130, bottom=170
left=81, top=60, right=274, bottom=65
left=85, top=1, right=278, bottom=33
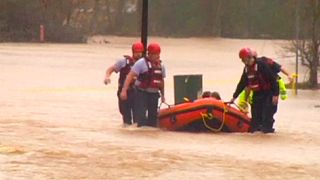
left=137, top=58, right=163, bottom=90
left=245, top=62, right=271, bottom=91
left=118, top=55, right=135, bottom=88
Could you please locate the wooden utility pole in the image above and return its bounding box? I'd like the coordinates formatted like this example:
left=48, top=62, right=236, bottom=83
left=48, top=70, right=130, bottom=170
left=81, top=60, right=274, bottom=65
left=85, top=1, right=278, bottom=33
left=141, top=0, right=148, bottom=55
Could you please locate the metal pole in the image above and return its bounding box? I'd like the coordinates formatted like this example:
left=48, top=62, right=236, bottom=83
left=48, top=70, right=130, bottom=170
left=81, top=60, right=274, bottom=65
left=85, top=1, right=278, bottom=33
left=294, top=0, right=300, bottom=95
left=141, top=0, right=148, bottom=56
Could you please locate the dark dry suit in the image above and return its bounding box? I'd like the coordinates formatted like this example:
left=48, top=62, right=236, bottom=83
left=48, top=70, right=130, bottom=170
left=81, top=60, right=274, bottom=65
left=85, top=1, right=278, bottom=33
left=261, top=57, right=288, bottom=100
left=117, top=55, right=136, bottom=125
left=135, top=58, right=164, bottom=127
left=237, top=57, right=288, bottom=113
left=233, top=59, right=279, bottom=133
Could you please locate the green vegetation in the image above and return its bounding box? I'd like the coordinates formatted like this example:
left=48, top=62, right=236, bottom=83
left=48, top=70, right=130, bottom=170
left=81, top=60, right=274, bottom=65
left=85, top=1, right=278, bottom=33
left=0, top=0, right=308, bottom=41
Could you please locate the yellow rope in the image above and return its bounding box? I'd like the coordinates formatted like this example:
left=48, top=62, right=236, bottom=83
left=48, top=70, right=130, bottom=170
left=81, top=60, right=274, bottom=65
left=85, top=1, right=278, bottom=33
left=200, top=104, right=228, bottom=132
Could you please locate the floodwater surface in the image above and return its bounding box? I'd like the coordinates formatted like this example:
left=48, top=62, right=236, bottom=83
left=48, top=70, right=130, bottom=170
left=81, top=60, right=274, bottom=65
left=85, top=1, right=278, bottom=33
left=0, top=37, right=319, bottom=179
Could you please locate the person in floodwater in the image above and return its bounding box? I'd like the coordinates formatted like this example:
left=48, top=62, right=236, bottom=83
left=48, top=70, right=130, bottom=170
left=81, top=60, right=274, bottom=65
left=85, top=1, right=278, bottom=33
left=237, top=49, right=293, bottom=114
left=104, top=42, right=144, bottom=127
left=230, top=48, right=279, bottom=133
left=201, top=91, right=221, bottom=100
left=211, top=91, right=221, bottom=100
left=120, top=42, right=166, bottom=128
left=201, top=91, right=211, bottom=98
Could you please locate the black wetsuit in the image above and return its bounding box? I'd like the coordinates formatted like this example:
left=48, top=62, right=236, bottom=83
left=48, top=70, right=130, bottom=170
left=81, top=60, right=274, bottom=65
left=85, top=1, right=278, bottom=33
left=233, top=59, right=279, bottom=133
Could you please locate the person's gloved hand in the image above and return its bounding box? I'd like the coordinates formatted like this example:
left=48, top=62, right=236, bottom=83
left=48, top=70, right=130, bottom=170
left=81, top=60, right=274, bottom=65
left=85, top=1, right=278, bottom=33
left=230, top=97, right=236, bottom=104
left=161, top=96, right=166, bottom=103
left=120, top=89, right=127, bottom=100
left=104, top=77, right=111, bottom=85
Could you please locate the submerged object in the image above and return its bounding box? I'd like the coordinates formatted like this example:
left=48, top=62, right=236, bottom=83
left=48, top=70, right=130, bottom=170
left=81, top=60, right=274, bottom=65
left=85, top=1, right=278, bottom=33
left=158, top=98, right=251, bottom=132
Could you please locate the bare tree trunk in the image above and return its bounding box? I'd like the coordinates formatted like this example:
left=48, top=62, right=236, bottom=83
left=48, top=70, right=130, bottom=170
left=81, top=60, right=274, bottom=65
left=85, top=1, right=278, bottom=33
left=309, top=0, right=319, bottom=88
left=245, top=0, right=252, bottom=38
left=114, top=0, right=125, bottom=34
left=90, top=0, right=100, bottom=34
left=64, top=1, right=74, bottom=26
left=104, top=0, right=112, bottom=33
left=104, top=0, right=124, bottom=34
left=213, top=0, right=222, bottom=37
left=136, top=0, right=142, bottom=34
left=286, top=0, right=320, bottom=88
left=39, top=0, right=48, bottom=24
left=202, top=0, right=215, bottom=36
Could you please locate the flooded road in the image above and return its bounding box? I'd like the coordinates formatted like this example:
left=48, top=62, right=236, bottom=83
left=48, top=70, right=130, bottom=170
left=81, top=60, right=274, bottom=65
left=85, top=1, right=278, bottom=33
left=1, top=37, right=319, bottom=179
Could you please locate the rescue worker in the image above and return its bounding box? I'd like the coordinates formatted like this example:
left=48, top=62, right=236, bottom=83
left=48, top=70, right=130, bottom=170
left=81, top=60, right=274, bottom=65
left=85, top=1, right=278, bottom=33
left=230, top=48, right=279, bottom=133
left=201, top=91, right=221, bottom=100
left=120, top=42, right=166, bottom=127
left=237, top=49, right=293, bottom=113
left=104, top=42, right=144, bottom=126
left=238, top=49, right=293, bottom=113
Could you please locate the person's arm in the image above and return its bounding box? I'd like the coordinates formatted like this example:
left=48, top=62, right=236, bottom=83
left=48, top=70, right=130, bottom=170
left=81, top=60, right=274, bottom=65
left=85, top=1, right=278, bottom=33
left=120, top=71, right=137, bottom=100
left=280, top=67, right=293, bottom=83
left=231, top=69, right=248, bottom=102
left=160, top=80, right=165, bottom=103
left=160, top=65, right=166, bottom=103
left=104, top=65, right=116, bottom=85
left=104, top=59, right=126, bottom=85
left=271, top=58, right=293, bottom=83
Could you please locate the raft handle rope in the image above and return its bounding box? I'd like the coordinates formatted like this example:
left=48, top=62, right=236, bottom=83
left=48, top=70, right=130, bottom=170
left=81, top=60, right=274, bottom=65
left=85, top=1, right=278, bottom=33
left=158, top=102, right=171, bottom=109
left=224, top=101, right=247, bottom=113
left=200, top=103, right=228, bottom=132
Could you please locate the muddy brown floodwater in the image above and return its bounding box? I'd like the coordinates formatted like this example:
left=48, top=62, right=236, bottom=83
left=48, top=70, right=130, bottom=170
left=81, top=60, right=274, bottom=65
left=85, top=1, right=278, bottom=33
left=0, top=36, right=319, bottom=179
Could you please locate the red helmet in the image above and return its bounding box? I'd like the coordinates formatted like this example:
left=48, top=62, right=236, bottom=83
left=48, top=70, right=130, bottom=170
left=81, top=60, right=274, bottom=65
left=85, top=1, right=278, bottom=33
left=147, top=43, right=161, bottom=54
left=132, top=42, right=144, bottom=53
left=239, top=48, right=254, bottom=59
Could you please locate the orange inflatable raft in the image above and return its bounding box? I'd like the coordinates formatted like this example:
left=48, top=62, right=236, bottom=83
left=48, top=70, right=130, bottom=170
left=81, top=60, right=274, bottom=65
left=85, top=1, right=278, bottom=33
left=158, top=98, right=251, bottom=132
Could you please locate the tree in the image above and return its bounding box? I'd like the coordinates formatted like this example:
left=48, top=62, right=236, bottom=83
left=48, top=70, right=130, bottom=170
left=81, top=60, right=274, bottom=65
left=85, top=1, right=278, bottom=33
left=40, top=0, right=84, bottom=42
left=287, top=0, right=320, bottom=88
